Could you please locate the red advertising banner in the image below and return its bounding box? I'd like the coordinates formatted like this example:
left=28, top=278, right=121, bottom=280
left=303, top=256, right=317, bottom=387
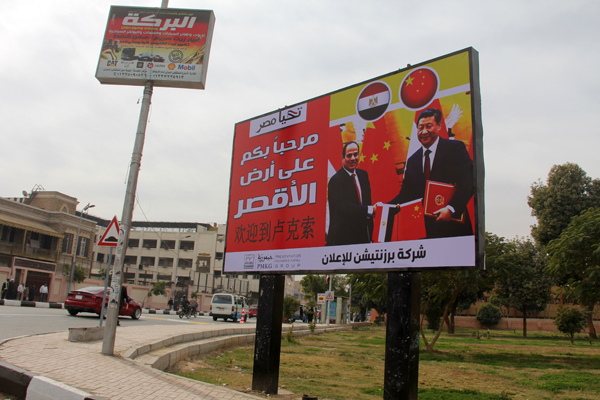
left=225, top=48, right=484, bottom=274
left=95, top=6, right=215, bottom=89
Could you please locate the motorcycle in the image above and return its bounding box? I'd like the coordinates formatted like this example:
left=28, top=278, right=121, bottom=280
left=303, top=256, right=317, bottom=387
left=178, top=306, right=194, bottom=319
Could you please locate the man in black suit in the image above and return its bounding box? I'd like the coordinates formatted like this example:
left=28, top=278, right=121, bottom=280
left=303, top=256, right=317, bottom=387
left=327, top=141, right=374, bottom=245
left=389, top=108, right=473, bottom=238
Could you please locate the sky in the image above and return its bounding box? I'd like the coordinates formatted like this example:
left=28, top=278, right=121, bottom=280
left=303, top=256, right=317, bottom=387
left=2, top=0, right=599, bottom=240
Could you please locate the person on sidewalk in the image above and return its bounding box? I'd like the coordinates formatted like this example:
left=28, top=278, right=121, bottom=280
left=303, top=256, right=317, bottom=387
left=168, top=298, right=174, bottom=311
left=39, top=284, right=48, bottom=302
left=1, top=279, right=9, bottom=299
left=118, top=285, right=130, bottom=326
left=17, top=282, right=24, bottom=300
left=28, top=285, right=36, bottom=301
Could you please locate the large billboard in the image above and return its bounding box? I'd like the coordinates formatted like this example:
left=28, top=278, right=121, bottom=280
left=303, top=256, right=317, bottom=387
left=95, top=6, right=215, bottom=89
left=224, top=48, right=484, bottom=274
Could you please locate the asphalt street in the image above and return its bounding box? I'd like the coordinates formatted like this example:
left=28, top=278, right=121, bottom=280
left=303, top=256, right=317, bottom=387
left=0, top=306, right=256, bottom=341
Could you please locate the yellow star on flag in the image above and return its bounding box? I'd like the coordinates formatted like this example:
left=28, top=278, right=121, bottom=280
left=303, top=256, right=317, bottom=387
left=383, top=141, right=391, bottom=150
left=405, top=76, right=414, bottom=86
left=359, top=154, right=366, bottom=163
left=370, top=154, right=378, bottom=163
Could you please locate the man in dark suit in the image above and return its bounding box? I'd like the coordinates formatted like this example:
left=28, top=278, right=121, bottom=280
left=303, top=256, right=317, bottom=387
left=327, top=141, right=374, bottom=245
left=389, top=108, right=473, bottom=238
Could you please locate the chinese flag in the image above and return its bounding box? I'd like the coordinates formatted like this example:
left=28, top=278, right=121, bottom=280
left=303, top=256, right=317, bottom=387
left=358, top=117, right=400, bottom=204
left=391, top=199, right=426, bottom=241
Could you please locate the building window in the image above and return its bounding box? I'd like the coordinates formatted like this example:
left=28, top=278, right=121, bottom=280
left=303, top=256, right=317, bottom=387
left=158, top=257, right=174, bottom=267
left=61, top=232, right=74, bottom=254
left=128, top=239, right=139, bottom=248
left=141, top=256, right=155, bottom=266
left=161, top=240, right=175, bottom=250
left=97, top=253, right=105, bottom=262
left=178, top=258, right=193, bottom=268
left=214, top=270, right=222, bottom=277
left=124, top=255, right=137, bottom=265
left=179, top=240, right=194, bottom=251
left=215, top=252, right=224, bottom=260
left=143, top=239, right=157, bottom=249
left=77, top=237, right=88, bottom=257
left=253, top=275, right=260, bottom=280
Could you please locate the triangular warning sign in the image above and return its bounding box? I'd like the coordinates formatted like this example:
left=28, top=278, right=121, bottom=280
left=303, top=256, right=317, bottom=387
left=98, top=216, right=120, bottom=247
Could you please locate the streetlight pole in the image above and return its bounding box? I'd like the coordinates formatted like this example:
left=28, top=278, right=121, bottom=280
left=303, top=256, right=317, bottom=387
left=67, top=203, right=94, bottom=295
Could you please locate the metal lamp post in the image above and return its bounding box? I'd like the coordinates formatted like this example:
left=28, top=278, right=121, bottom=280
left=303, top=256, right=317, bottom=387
left=67, top=203, right=95, bottom=295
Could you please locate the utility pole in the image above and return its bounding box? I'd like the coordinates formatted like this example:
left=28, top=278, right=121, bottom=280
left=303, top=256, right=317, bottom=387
left=102, top=80, right=153, bottom=355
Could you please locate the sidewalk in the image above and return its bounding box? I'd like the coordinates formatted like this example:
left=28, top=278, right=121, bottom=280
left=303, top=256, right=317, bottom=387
left=0, top=323, right=268, bottom=400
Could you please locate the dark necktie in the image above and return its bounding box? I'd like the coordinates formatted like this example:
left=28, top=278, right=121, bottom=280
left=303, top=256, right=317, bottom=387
left=352, top=173, right=362, bottom=205
left=424, top=149, right=431, bottom=182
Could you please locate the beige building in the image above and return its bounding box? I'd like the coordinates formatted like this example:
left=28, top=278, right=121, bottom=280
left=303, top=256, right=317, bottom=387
left=0, top=189, right=96, bottom=302
left=2, top=188, right=301, bottom=310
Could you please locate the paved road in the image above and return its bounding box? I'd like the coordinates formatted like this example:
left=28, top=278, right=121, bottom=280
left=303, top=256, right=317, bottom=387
left=0, top=306, right=255, bottom=341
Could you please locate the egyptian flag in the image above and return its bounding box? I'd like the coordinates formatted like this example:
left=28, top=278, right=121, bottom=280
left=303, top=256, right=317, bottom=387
left=357, top=82, right=390, bottom=121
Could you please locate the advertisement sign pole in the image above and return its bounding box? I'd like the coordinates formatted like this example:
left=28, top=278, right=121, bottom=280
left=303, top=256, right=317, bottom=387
left=384, top=272, right=421, bottom=399
left=252, top=275, right=285, bottom=393
left=102, top=81, right=153, bottom=355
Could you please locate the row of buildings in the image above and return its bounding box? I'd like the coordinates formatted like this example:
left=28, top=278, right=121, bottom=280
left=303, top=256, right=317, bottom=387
left=0, top=188, right=302, bottom=312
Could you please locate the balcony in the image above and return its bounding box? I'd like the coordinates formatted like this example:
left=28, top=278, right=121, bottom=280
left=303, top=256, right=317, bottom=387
left=0, top=241, right=58, bottom=262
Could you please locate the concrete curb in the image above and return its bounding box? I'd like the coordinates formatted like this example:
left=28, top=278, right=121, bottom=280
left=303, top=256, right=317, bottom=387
left=125, top=322, right=372, bottom=372
left=143, top=308, right=205, bottom=316
left=0, top=299, right=63, bottom=309
left=0, top=361, right=103, bottom=400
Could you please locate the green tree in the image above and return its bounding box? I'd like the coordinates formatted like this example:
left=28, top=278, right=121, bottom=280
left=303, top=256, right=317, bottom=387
left=476, top=304, right=502, bottom=328
left=283, top=295, right=301, bottom=322
left=142, top=281, right=167, bottom=306
left=420, top=269, right=486, bottom=351
left=528, top=162, right=600, bottom=246
left=554, top=306, right=588, bottom=345
left=547, top=207, right=600, bottom=339
left=493, top=237, right=553, bottom=337
left=63, top=263, right=87, bottom=284
left=347, top=273, right=387, bottom=321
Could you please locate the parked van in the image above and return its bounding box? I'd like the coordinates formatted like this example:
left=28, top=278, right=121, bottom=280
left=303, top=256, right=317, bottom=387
left=210, top=293, right=248, bottom=322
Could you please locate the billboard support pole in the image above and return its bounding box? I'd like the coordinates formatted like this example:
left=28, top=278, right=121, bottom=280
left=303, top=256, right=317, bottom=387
left=384, top=272, right=421, bottom=399
left=102, top=80, right=153, bottom=355
left=252, top=274, right=285, bottom=394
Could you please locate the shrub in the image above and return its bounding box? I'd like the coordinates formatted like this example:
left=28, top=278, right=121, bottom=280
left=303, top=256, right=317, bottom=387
left=476, top=304, right=502, bottom=328
left=554, top=306, right=588, bottom=345
left=283, top=295, right=301, bottom=322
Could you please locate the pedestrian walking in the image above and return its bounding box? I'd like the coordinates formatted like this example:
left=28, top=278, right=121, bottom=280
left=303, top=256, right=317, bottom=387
left=28, top=285, right=35, bottom=301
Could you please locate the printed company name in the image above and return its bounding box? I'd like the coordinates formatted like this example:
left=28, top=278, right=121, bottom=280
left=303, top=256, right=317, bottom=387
left=107, top=61, right=118, bottom=67
left=178, top=65, right=195, bottom=70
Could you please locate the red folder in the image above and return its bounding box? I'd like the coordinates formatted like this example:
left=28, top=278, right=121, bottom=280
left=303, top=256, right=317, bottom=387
left=424, top=180, right=464, bottom=222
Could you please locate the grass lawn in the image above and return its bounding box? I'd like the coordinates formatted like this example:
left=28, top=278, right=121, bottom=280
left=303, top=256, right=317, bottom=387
left=170, top=326, right=600, bottom=400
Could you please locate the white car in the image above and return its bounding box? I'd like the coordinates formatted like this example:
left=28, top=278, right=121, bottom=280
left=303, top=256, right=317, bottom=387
left=210, top=293, right=248, bottom=322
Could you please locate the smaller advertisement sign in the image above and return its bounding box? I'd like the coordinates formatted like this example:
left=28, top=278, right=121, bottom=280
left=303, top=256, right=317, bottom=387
left=96, top=6, right=215, bottom=89
left=317, top=293, right=326, bottom=305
